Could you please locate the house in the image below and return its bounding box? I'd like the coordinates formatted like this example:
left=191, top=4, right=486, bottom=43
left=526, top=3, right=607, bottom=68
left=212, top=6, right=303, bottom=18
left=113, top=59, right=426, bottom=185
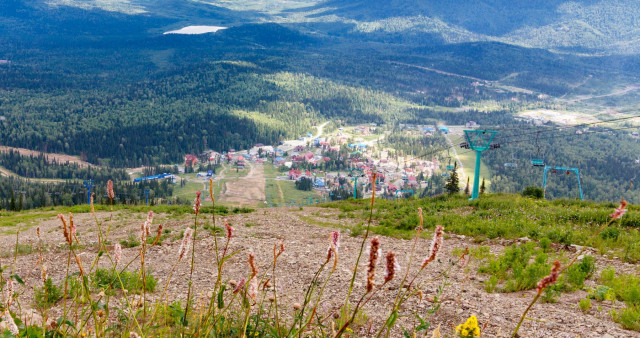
left=465, top=121, right=479, bottom=128
left=288, top=169, right=302, bottom=180
left=185, top=154, right=198, bottom=167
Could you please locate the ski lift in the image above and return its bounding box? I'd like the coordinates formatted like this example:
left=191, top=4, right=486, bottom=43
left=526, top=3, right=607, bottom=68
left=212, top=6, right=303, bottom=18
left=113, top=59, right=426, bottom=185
left=531, top=131, right=545, bottom=167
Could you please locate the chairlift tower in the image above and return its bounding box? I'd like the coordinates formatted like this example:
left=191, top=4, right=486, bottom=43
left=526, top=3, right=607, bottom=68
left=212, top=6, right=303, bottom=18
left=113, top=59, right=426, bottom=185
left=83, top=179, right=94, bottom=205
left=348, top=167, right=364, bottom=199
left=144, top=188, right=151, bottom=206
left=542, top=166, right=584, bottom=200
left=462, top=130, right=498, bottom=200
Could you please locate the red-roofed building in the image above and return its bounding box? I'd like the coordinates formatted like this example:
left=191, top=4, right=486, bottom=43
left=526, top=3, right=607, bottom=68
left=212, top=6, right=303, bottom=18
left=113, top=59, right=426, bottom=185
left=185, top=154, right=198, bottom=167
left=288, top=169, right=302, bottom=180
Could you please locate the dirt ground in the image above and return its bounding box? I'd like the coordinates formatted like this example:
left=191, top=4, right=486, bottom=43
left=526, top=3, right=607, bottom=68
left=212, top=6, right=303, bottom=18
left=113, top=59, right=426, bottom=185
left=2, top=207, right=638, bottom=337
left=0, top=146, right=93, bottom=167
left=219, top=162, right=266, bottom=206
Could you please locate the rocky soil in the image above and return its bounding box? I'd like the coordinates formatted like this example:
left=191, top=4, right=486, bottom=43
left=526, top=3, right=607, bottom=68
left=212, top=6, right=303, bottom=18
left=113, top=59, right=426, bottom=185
left=1, top=206, right=638, bottom=337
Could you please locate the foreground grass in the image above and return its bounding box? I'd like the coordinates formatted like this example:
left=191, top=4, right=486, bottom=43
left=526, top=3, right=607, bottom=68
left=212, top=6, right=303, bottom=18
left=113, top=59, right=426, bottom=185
left=322, top=193, right=640, bottom=262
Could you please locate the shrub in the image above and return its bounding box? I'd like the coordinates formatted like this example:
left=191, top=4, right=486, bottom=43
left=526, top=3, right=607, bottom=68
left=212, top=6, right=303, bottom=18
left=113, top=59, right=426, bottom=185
left=612, top=306, right=640, bottom=331
left=522, top=186, right=543, bottom=199
left=579, top=298, right=591, bottom=312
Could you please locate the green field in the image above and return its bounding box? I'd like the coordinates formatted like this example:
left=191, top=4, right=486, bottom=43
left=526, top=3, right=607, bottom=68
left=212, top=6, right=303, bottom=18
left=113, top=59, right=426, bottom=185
left=264, top=164, right=322, bottom=207
left=458, top=151, right=492, bottom=190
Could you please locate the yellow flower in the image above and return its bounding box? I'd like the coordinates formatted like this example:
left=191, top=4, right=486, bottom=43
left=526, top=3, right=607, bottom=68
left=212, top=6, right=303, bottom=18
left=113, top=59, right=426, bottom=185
left=456, top=315, right=481, bottom=338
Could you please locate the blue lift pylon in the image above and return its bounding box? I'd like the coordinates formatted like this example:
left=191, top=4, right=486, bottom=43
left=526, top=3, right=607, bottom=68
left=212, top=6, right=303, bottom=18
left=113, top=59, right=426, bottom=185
left=83, top=179, right=94, bottom=205
left=542, top=166, right=584, bottom=200
left=462, top=130, right=498, bottom=200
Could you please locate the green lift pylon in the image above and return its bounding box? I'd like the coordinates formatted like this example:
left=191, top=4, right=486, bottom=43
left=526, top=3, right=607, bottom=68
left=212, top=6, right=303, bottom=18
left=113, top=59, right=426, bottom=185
left=462, top=130, right=498, bottom=200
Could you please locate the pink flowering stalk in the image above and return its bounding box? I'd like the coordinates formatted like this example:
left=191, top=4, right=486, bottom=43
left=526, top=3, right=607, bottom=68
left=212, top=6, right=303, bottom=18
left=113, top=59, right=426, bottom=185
left=233, top=278, right=246, bottom=294
left=610, top=198, right=628, bottom=220
left=513, top=260, right=562, bottom=336
left=384, top=251, right=399, bottom=284
left=422, top=225, right=444, bottom=269
left=178, top=228, right=194, bottom=260
left=193, top=191, right=202, bottom=215
left=107, top=180, right=115, bottom=200
left=41, top=265, right=48, bottom=284
left=4, top=280, right=14, bottom=307
left=146, top=211, right=154, bottom=235
left=326, top=231, right=341, bottom=262
left=69, top=213, right=76, bottom=243
left=536, top=261, right=561, bottom=294
left=114, top=243, right=122, bottom=267
left=366, top=237, right=381, bottom=293
left=248, top=278, right=258, bottom=301
left=225, top=220, right=233, bottom=239
left=248, top=253, right=258, bottom=277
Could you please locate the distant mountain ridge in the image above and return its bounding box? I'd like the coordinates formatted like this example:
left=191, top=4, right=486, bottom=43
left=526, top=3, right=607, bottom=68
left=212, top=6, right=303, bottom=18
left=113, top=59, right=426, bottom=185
left=294, top=0, right=640, bottom=55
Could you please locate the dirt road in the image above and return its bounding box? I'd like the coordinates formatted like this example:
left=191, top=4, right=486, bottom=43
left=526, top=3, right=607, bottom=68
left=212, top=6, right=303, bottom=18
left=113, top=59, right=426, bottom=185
left=218, top=162, right=266, bottom=206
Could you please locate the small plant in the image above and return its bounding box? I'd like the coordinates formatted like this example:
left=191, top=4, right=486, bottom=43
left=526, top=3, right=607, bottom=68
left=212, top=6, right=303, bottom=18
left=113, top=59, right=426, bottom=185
left=119, top=233, right=140, bottom=248
left=455, top=315, right=480, bottom=337
left=34, top=278, right=62, bottom=307
left=579, top=298, right=591, bottom=312
left=93, top=268, right=157, bottom=294
left=539, top=237, right=551, bottom=252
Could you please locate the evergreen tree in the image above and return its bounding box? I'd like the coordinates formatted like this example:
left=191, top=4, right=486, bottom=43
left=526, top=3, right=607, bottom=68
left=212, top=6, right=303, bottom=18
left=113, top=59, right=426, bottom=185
left=480, top=178, right=486, bottom=195
left=464, top=177, right=470, bottom=196
left=445, top=163, right=460, bottom=194
left=9, top=189, right=15, bottom=211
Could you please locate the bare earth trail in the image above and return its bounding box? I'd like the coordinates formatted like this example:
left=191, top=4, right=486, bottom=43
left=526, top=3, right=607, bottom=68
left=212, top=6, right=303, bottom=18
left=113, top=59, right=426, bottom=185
left=218, top=162, right=266, bottom=206
left=2, top=207, right=636, bottom=337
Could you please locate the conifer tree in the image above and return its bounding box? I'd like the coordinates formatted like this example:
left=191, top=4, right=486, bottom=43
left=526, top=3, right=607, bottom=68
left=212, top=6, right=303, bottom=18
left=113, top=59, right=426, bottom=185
left=480, top=178, right=486, bottom=195
left=445, top=163, right=460, bottom=194
left=464, top=177, right=470, bottom=196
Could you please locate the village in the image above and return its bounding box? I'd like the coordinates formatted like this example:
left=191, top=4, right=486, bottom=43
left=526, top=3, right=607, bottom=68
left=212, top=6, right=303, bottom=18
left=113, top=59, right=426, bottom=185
left=133, top=122, right=479, bottom=207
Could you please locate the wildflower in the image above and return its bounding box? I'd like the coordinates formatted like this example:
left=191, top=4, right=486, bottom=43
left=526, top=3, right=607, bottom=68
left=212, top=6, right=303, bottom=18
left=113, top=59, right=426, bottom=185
left=0, top=310, right=18, bottom=335
left=366, top=237, right=381, bottom=293
left=145, top=211, right=154, bottom=235
left=41, top=265, right=48, bottom=284
left=107, top=180, right=115, bottom=200
left=114, top=243, right=122, bottom=267
left=209, top=178, right=214, bottom=203
left=129, top=332, right=141, bottom=338
left=69, top=213, right=76, bottom=243
left=422, top=225, right=444, bottom=269
left=455, top=315, right=480, bottom=338
left=59, top=214, right=70, bottom=244
left=4, top=280, right=14, bottom=307
left=178, top=228, right=194, bottom=260
left=370, top=173, right=377, bottom=206
left=225, top=220, right=233, bottom=239
left=536, top=260, right=561, bottom=294
left=418, top=207, right=423, bottom=230
left=90, top=193, right=95, bottom=213
left=384, top=251, right=399, bottom=284
left=36, top=226, right=40, bottom=239
left=610, top=198, right=628, bottom=220
left=248, top=253, right=258, bottom=277
left=326, top=231, right=340, bottom=262
left=193, top=191, right=202, bottom=215
left=248, top=278, right=258, bottom=301
left=292, top=303, right=301, bottom=311
left=233, top=278, right=246, bottom=294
